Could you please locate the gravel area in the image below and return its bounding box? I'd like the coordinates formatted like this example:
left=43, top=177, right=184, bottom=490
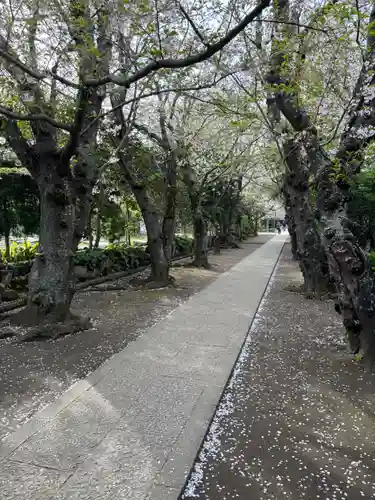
left=0, top=235, right=272, bottom=442
left=182, top=244, right=375, bottom=500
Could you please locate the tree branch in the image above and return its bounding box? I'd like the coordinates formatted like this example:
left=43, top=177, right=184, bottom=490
left=84, top=0, right=271, bottom=87
left=0, top=105, right=73, bottom=131
left=176, top=1, right=208, bottom=47
left=0, top=119, right=35, bottom=173
left=80, top=71, right=238, bottom=137
left=259, top=17, right=330, bottom=34
left=134, top=122, right=164, bottom=147
left=0, top=38, right=79, bottom=89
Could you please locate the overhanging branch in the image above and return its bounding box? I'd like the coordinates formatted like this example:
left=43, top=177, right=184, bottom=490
left=0, top=1, right=270, bottom=95
left=84, top=0, right=271, bottom=87
left=0, top=105, right=73, bottom=131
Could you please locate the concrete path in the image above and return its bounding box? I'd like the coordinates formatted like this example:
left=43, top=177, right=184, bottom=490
left=0, top=234, right=287, bottom=500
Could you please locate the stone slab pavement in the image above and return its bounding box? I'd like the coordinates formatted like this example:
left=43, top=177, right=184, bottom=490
left=0, top=234, right=287, bottom=500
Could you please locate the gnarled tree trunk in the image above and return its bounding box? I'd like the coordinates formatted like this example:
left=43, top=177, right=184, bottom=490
left=1, top=6, right=111, bottom=339
left=162, top=157, right=178, bottom=265
left=265, top=0, right=375, bottom=365
left=313, top=149, right=375, bottom=363
left=26, top=173, right=75, bottom=322
left=127, top=181, right=170, bottom=286
left=182, top=163, right=210, bottom=268
left=144, top=210, right=169, bottom=284
left=283, top=193, right=298, bottom=260
left=11, top=164, right=91, bottom=337
left=283, top=138, right=331, bottom=298
left=192, top=212, right=210, bottom=267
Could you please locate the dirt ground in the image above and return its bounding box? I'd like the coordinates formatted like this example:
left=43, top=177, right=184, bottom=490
left=182, top=245, right=375, bottom=500
left=0, top=235, right=272, bottom=442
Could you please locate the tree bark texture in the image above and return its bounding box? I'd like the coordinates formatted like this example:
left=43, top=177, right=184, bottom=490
left=192, top=212, right=210, bottom=267
left=182, top=163, right=210, bottom=268
left=24, top=167, right=76, bottom=324
left=1, top=5, right=111, bottom=333
left=120, top=172, right=170, bottom=285
left=143, top=208, right=169, bottom=284
left=283, top=194, right=298, bottom=260
left=162, top=155, right=178, bottom=265
left=282, top=138, right=331, bottom=298
left=267, top=0, right=375, bottom=365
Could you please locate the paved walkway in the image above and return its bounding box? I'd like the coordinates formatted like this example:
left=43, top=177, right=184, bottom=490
left=0, top=234, right=287, bottom=500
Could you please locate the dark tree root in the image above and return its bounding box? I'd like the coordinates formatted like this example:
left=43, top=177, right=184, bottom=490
left=284, top=284, right=305, bottom=294
left=82, top=274, right=178, bottom=292
left=0, top=328, right=17, bottom=340
left=185, top=260, right=212, bottom=269
left=220, top=242, right=241, bottom=250
left=90, top=285, right=131, bottom=292
left=7, top=308, right=92, bottom=342
left=284, top=283, right=337, bottom=301
left=21, top=316, right=91, bottom=342
left=130, top=274, right=176, bottom=289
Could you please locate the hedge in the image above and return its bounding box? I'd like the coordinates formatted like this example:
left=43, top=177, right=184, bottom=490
left=2, top=236, right=195, bottom=281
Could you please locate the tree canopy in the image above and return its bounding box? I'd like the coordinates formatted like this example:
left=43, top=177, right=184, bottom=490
left=2, top=0, right=375, bottom=364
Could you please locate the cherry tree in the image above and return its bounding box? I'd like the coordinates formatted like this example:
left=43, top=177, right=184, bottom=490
left=0, top=0, right=271, bottom=333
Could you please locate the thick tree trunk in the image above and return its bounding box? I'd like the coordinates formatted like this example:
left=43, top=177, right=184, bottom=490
left=254, top=219, right=259, bottom=236
left=94, top=181, right=104, bottom=249
left=94, top=215, right=101, bottom=249
left=125, top=203, right=131, bottom=246
left=223, top=225, right=241, bottom=248
left=162, top=160, right=177, bottom=264
left=9, top=167, right=92, bottom=341
left=15, top=174, right=75, bottom=325
left=182, top=164, right=211, bottom=268
left=283, top=139, right=331, bottom=298
left=114, top=170, right=170, bottom=286
left=2, top=199, right=11, bottom=261
left=314, top=159, right=375, bottom=365
left=266, top=0, right=375, bottom=365
left=87, top=212, right=93, bottom=249
left=289, top=223, right=298, bottom=260
left=284, top=188, right=299, bottom=260
left=213, top=231, right=221, bottom=255
left=2, top=9, right=110, bottom=339
left=143, top=209, right=169, bottom=284
left=162, top=216, right=175, bottom=263
left=192, top=213, right=210, bottom=267
left=4, top=233, right=10, bottom=262
left=218, top=184, right=242, bottom=249
left=128, top=181, right=170, bottom=285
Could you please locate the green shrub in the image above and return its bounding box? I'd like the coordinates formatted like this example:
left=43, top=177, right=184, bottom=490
left=4, top=235, right=195, bottom=281
left=74, top=248, right=105, bottom=270
left=174, top=235, right=193, bottom=256
left=74, top=243, right=151, bottom=275
left=1, top=241, right=38, bottom=263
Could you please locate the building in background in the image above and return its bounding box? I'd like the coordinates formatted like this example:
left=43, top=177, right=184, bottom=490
left=261, top=205, right=285, bottom=232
